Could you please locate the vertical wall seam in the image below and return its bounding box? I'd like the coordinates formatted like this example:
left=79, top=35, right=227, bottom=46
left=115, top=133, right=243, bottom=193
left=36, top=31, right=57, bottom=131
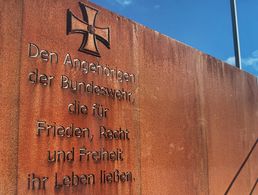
left=196, top=54, right=210, bottom=195
left=15, top=0, right=24, bottom=194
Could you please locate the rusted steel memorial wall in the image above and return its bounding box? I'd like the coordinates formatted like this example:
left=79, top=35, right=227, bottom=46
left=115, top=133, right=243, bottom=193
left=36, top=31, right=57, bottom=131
left=0, top=0, right=257, bottom=194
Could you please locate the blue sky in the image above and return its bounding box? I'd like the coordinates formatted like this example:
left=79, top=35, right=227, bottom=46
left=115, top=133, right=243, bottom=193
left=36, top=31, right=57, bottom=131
left=91, top=0, right=258, bottom=76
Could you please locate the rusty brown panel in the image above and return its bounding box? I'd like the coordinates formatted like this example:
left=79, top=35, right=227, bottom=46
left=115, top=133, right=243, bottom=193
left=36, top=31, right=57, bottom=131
left=138, top=16, right=258, bottom=195
left=138, top=29, right=209, bottom=194
left=17, top=0, right=140, bottom=194
left=198, top=54, right=258, bottom=194
left=0, top=0, right=23, bottom=194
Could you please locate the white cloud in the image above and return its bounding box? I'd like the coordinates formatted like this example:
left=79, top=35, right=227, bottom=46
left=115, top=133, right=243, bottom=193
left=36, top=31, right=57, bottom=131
left=252, top=50, right=258, bottom=57
left=225, top=50, right=258, bottom=70
left=242, top=50, right=258, bottom=70
left=225, top=56, right=235, bottom=66
left=115, top=0, right=132, bottom=6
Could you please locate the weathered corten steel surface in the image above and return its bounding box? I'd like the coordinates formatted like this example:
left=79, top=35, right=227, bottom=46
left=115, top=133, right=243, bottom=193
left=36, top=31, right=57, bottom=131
left=17, top=0, right=140, bottom=194
left=0, top=0, right=23, bottom=194
left=0, top=0, right=257, bottom=195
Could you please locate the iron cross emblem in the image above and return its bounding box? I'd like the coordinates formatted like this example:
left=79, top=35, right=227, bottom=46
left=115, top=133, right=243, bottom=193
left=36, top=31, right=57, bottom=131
left=67, top=2, right=110, bottom=57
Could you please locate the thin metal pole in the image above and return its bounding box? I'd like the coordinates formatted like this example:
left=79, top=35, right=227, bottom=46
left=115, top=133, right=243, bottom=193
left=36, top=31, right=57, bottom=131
left=230, top=0, right=242, bottom=69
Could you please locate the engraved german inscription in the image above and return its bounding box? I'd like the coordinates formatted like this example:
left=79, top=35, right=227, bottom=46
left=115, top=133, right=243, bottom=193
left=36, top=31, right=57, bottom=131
left=25, top=39, right=136, bottom=192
